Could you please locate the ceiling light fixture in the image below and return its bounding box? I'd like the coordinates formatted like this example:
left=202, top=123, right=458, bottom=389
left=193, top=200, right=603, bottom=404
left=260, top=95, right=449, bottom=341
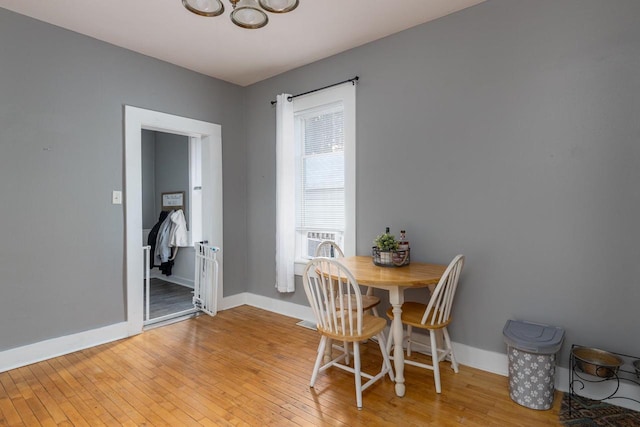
left=182, top=0, right=299, bottom=29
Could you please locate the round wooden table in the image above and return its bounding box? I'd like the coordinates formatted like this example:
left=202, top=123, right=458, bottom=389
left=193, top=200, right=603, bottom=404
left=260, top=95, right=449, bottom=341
left=336, top=256, right=447, bottom=397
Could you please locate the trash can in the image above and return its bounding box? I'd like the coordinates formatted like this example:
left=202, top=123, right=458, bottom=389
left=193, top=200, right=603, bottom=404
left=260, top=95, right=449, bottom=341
left=503, top=319, right=565, bottom=410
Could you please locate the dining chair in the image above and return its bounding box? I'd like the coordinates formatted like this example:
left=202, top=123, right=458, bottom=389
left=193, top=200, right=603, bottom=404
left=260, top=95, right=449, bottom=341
left=314, top=241, right=381, bottom=316
left=386, top=254, right=465, bottom=393
left=302, top=257, right=394, bottom=409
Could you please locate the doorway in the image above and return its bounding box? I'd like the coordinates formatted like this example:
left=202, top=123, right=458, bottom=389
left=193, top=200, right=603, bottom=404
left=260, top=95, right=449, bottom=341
left=124, top=106, right=223, bottom=336
left=142, top=130, right=196, bottom=326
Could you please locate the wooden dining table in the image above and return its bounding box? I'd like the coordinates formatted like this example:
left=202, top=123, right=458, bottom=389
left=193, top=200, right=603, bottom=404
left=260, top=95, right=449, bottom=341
left=336, top=255, right=447, bottom=397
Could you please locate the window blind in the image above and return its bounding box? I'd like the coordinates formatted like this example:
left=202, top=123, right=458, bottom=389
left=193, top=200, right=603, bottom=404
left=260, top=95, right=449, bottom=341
left=296, top=105, right=345, bottom=232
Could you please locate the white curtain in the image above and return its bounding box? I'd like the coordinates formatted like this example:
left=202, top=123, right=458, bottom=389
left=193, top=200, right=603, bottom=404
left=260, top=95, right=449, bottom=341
left=275, top=93, right=296, bottom=292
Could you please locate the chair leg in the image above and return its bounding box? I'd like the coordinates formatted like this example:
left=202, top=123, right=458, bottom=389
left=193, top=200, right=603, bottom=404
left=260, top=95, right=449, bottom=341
left=377, top=332, right=395, bottom=381
left=353, top=341, right=363, bottom=409
left=343, top=340, right=350, bottom=365
left=406, top=325, right=413, bottom=356
left=386, top=325, right=394, bottom=355
left=310, top=336, right=327, bottom=387
left=430, top=331, right=442, bottom=393
left=442, top=327, right=459, bottom=373
left=366, top=287, right=379, bottom=317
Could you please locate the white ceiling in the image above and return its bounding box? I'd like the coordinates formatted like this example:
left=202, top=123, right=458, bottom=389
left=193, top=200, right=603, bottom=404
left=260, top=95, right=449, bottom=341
left=0, top=0, right=485, bottom=86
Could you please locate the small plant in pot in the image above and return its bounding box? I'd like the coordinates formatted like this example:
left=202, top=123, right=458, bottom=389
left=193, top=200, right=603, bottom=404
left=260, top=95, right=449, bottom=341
left=373, top=230, right=399, bottom=266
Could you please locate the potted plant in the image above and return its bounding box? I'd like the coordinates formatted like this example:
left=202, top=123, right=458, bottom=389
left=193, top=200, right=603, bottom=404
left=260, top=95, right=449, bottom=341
left=373, top=229, right=399, bottom=266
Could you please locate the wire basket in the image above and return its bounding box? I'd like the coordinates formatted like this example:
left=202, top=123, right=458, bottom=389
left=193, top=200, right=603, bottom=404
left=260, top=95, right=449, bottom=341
left=372, top=247, right=410, bottom=267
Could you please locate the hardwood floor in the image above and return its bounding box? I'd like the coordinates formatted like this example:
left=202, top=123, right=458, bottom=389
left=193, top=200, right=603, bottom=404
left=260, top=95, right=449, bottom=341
left=0, top=305, right=562, bottom=426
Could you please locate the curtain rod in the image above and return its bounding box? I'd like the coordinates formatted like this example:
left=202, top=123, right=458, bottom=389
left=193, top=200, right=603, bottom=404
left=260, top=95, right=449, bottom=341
left=270, top=76, right=359, bottom=105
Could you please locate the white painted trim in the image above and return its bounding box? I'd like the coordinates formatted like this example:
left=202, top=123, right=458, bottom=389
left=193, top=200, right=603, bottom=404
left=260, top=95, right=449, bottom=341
left=151, top=273, right=194, bottom=289
left=247, top=293, right=315, bottom=323
left=453, top=341, right=508, bottom=376
left=218, top=292, right=247, bottom=310
left=218, top=292, right=316, bottom=323
left=0, top=294, right=512, bottom=378
left=9, top=291, right=638, bottom=412
left=125, top=106, right=223, bottom=336
left=294, top=261, right=306, bottom=276
left=0, top=322, right=128, bottom=373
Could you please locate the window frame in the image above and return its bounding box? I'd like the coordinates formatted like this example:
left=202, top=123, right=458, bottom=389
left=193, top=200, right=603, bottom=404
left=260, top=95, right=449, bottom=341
left=292, top=83, right=356, bottom=275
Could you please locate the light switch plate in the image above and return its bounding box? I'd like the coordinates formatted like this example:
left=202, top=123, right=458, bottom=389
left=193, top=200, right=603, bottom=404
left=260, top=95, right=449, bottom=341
left=112, top=190, right=122, bottom=205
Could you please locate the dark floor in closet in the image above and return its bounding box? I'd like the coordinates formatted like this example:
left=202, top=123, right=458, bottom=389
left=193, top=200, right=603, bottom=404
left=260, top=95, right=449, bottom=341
left=145, top=277, right=194, bottom=319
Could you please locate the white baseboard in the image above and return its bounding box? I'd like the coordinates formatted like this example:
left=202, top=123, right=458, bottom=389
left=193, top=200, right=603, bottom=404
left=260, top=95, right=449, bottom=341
left=0, top=322, right=129, bottom=373
left=4, top=291, right=637, bottom=412
left=0, top=291, right=586, bottom=397
left=218, top=292, right=315, bottom=323
left=218, top=292, right=246, bottom=310
left=453, top=341, right=508, bottom=376
left=149, top=270, right=194, bottom=288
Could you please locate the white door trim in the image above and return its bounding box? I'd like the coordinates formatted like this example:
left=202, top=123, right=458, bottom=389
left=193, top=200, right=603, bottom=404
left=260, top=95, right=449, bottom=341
left=124, top=106, right=223, bottom=336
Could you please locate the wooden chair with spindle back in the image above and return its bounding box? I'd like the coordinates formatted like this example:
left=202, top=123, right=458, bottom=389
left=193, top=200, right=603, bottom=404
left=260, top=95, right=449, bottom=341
left=314, top=241, right=381, bottom=316
left=302, top=257, right=394, bottom=408
left=386, top=254, right=465, bottom=393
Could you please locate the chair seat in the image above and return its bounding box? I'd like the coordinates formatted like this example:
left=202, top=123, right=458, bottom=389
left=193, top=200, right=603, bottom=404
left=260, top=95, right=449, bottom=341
left=318, top=314, right=387, bottom=342
left=339, top=294, right=381, bottom=312
left=386, top=301, right=451, bottom=330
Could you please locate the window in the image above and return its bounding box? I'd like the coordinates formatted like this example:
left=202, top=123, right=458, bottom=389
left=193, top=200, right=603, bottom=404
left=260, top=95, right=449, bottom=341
left=291, top=84, right=356, bottom=274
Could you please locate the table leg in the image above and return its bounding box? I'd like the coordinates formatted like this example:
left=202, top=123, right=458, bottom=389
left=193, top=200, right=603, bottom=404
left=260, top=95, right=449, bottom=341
left=389, top=287, right=406, bottom=397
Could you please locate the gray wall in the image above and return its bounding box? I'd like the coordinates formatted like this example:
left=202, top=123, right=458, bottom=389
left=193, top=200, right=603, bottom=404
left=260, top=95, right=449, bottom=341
left=0, top=8, right=247, bottom=351
left=142, top=129, right=191, bottom=230
left=153, top=131, right=190, bottom=222
left=244, top=0, right=640, bottom=364
left=1, top=0, right=639, bottom=366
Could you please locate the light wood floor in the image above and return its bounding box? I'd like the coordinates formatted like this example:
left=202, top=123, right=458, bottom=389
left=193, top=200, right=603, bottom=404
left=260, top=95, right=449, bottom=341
left=0, top=305, right=562, bottom=426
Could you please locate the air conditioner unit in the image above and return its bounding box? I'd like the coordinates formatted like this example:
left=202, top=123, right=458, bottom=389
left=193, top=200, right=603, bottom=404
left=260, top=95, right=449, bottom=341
left=306, top=231, right=339, bottom=258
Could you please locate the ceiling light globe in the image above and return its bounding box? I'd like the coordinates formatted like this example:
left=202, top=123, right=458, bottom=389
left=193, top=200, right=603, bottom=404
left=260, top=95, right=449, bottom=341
left=182, top=0, right=224, bottom=17
left=258, top=0, right=299, bottom=13
left=230, top=0, right=268, bottom=29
